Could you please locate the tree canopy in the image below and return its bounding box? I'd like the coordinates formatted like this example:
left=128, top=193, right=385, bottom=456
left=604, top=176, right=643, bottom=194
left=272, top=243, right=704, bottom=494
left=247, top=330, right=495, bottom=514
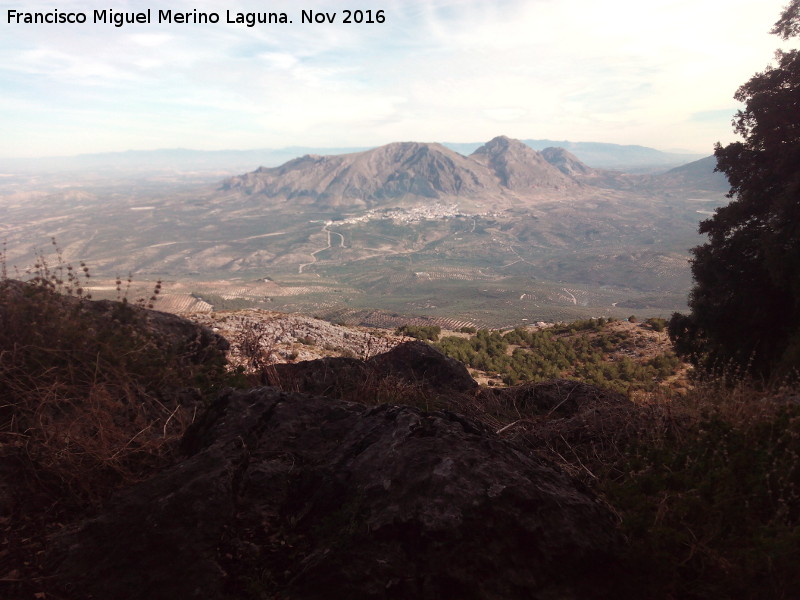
left=669, top=2, right=800, bottom=378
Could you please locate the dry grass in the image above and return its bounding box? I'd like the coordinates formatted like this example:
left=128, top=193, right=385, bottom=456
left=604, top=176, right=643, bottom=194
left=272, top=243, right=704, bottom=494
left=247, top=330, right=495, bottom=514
left=547, top=380, right=800, bottom=600
left=0, top=244, right=231, bottom=598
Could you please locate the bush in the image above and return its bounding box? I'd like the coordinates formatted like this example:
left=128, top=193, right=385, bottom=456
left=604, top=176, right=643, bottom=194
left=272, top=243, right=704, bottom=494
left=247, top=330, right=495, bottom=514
left=435, top=319, right=682, bottom=393
left=671, top=3, right=800, bottom=379
left=395, top=324, right=441, bottom=341
left=0, top=250, right=230, bottom=510
left=594, top=382, right=800, bottom=599
left=645, top=317, right=667, bottom=332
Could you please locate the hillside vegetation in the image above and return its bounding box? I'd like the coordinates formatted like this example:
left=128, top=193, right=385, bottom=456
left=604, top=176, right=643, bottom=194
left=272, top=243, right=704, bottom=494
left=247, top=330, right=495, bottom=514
left=1, top=256, right=798, bottom=598
left=433, top=317, right=682, bottom=393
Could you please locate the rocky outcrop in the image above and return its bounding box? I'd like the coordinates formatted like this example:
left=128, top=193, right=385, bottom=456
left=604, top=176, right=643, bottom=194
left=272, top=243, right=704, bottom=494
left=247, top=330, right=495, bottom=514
left=187, top=309, right=400, bottom=366
left=268, top=340, right=478, bottom=397
left=47, top=386, right=623, bottom=600
left=366, top=340, right=478, bottom=393
left=471, top=136, right=580, bottom=190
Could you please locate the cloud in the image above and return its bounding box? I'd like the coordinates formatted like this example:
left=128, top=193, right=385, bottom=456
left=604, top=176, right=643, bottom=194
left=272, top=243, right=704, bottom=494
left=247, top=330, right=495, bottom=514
left=0, top=0, right=794, bottom=157
left=483, top=108, right=529, bottom=122
left=128, top=33, right=172, bottom=47
left=690, top=108, right=739, bottom=123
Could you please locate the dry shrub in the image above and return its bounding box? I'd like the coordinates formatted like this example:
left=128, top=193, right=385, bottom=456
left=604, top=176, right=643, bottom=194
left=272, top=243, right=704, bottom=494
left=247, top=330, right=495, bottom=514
left=409, top=368, right=800, bottom=599
left=0, top=247, right=228, bottom=512
left=0, top=245, right=237, bottom=599
left=532, top=378, right=800, bottom=600
left=230, top=316, right=283, bottom=372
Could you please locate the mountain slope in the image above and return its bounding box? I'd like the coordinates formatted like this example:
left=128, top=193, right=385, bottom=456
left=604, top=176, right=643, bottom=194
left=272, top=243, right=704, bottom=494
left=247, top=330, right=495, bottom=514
left=222, top=141, right=503, bottom=208
left=470, top=136, right=580, bottom=190
left=539, top=147, right=595, bottom=177
left=656, top=155, right=729, bottom=192
left=221, top=136, right=595, bottom=209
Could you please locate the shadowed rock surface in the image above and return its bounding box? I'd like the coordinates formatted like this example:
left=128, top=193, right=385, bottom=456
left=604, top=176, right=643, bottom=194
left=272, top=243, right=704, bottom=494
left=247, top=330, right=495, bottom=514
left=268, top=340, right=478, bottom=397
left=47, top=386, right=623, bottom=600
left=84, top=297, right=230, bottom=363
left=0, top=279, right=229, bottom=365
left=488, top=378, right=630, bottom=417
left=366, top=340, right=479, bottom=394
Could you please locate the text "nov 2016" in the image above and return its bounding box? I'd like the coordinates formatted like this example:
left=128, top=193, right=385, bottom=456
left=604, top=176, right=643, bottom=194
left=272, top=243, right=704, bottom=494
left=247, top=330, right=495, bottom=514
left=302, top=10, right=385, bottom=23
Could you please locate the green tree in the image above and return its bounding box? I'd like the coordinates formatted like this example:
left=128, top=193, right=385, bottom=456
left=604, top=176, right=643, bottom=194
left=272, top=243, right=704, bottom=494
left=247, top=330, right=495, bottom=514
left=670, top=2, right=800, bottom=377
left=395, top=324, right=441, bottom=341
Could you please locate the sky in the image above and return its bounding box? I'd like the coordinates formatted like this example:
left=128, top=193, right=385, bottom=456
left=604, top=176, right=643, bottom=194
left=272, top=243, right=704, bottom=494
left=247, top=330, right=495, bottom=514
left=0, top=0, right=796, bottom=158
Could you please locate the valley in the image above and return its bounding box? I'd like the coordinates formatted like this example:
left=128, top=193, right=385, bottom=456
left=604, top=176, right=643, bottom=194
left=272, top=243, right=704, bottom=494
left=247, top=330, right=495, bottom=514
left=0, top=137, right=728, bottom=328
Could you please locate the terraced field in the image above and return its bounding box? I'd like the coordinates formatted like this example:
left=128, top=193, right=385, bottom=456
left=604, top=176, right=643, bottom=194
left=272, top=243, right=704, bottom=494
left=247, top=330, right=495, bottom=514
left=0, top=162, right=725, bottom=328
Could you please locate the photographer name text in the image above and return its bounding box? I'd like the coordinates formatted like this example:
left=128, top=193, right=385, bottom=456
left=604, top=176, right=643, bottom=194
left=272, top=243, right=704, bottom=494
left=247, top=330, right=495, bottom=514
left=6, top=8, right=386, bottom=27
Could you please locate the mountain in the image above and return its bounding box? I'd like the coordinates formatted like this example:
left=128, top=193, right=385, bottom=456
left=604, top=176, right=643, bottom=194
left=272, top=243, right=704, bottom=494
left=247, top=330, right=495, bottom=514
left=470, top=136, right=579, bottom=190
left=445, top=139, right=705, bottom=171
left=654, top=155, right=729, bottom=192
left=0, top=135, right=730, bottom=327
left=221, top=136, right=723, bottom=209
left=222, top=136, right=582, bottom=209
left=223, top=141, right=501, bottom=208
left=539, top=147, right=595, bottom=177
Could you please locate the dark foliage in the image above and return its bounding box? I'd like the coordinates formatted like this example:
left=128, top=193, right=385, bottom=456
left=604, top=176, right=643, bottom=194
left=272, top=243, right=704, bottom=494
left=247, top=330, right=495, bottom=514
left=670, top=3, right=800, bottom=378
left=394, top=324, right=442, bottom=341
left=436, top=320, right=680, bottom=394
left=599, top=385, right=800, bottom=600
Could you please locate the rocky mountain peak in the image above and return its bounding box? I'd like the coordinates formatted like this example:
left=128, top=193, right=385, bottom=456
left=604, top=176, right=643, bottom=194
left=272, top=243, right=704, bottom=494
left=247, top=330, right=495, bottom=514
left=470, top=136, right=581, bottom=190
left=540, top=146, right=594, bottom=176
left=221, top=135, right=593, bottom=209
left=471, top=135, right=527, bottom=155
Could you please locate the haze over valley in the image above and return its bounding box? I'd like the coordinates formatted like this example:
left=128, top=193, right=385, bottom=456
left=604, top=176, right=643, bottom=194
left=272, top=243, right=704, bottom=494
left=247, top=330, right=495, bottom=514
left=0, top=136, right=728, bottom=328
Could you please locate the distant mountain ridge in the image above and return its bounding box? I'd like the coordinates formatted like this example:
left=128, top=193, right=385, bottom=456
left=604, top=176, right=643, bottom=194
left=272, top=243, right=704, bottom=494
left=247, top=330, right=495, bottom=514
left=656, top=155, right=729, bottom=192
left=1, top=139, right=706, bottom=175
left=221, top=135, right=724, bottom=210
left=221, top=136, right=587, bottom=208
left=445, top=139, right=705, bottom=171
left=0, top=135, right=730, bottom=325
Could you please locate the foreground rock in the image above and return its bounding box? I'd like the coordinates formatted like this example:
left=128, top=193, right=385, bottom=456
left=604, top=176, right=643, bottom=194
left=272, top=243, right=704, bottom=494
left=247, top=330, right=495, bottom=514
left=48, top=387, right=622, bottom=600
left=84, top=297, right=230, bottom=364
left=267, top=340, right=479, bottom=397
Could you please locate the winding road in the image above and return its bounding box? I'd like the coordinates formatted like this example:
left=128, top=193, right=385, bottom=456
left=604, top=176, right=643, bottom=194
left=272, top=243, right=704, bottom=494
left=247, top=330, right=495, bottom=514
left=298, top=223, right=346, bottom=274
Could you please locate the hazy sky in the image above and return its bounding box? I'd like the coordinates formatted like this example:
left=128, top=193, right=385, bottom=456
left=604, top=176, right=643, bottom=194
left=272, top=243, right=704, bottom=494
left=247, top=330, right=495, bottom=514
left=1, top=0, right=795, bottom=158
